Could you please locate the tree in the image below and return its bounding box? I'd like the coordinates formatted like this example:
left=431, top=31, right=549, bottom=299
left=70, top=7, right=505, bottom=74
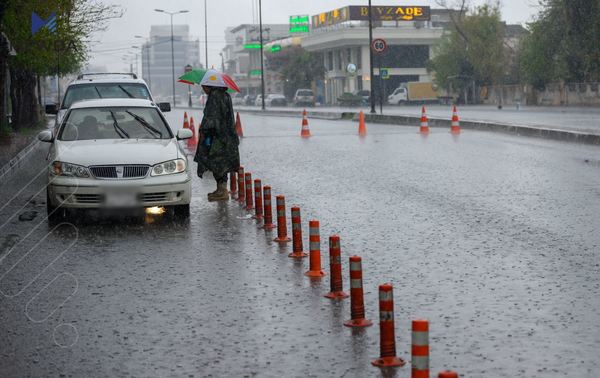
left=1, top=0, right=121, bottom=131
left=520, top=0, right=600, bottom=88
left=267, top=46, right=324, bottom=99
left=428, top=2, right=506, bottom=101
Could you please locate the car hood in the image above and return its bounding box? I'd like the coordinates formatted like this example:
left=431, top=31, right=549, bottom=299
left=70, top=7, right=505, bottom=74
left=54, top=138, right=182, bottom=166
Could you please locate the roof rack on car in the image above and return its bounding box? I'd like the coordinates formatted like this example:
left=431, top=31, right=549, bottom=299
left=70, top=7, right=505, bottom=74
left=76, top=72, right=138, bottom=80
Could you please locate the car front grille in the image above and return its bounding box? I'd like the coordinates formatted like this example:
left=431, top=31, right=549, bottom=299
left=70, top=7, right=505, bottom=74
left=90, top=165, right=149, bottom=179
left=140, top=192, right=168, bottom=203
left=74, top=194, right=103, bottom=204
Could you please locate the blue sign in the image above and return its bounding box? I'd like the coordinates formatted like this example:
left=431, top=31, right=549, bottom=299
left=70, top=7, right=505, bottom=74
left=32, top=12, right=57, bottom=35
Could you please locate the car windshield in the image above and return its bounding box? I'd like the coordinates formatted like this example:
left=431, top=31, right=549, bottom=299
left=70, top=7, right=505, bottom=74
left=58, top=107, right=172, bottom=141
left=61, top=83, right=151, bottom=109
left=297, top=90, right=313, bottom=96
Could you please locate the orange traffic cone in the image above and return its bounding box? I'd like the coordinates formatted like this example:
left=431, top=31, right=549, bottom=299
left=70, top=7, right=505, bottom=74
left=300, top=109, right=311, bottom=138
left=235, top=112, right=244, bottom=138
left=358, top=111, right=366, bottom=137
left=183, top=111, right=189, bottom=130
left=451, top=106, right=461, bottom=134
left=420, top=106, right=429, bottom=134
left=187, top=117, right=198, bottom=149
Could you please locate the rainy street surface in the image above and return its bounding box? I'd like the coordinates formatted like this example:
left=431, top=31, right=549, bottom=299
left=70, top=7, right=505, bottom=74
left=1, top=108, right=599, bottom=377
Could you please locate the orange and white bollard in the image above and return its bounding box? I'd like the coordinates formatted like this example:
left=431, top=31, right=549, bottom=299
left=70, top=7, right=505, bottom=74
left=253, top=179, right=263, bottom=220
left=300, top=109, right=311, bottom=138
left=237, top=167, right=245, bottom=204
left=324, top=235, right=348, bottom=299
left=305, top=220, right=326, bottom=277
left=450, top=106, right=460, bottom=134
left=262, top=186, right=276, bottom=230
left=412, top=320, right=430, bottom=378
left=235, top=112, right=244, bottom=138
left=183, top=111, right=189, bottom=129
left=288, top=206, right=307, bottom=258
left=230, top=171, right=237, bottom=199
left=244, top=172, right=253, bottom=210
left=438, top=371, right=458, bottom=378
left=358, top=110, right=367, bottom=137
left=420, top=106, right=430, bottom=134
left=188, top=116, right=198, bottom=149
left=344, top=256, right=372, bottom=327
left=274, top=195, right=291, bottom=242
left=372, top=283, right=406, bottom=367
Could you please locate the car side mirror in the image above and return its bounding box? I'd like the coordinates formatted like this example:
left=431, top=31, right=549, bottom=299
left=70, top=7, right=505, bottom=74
left=158, top=102, right=171, bottom=112
left=45, top=104, right=58, bottom=114
left=37, top=130, right=53, bottom=143
left=177, top=129, right=193, bottom=140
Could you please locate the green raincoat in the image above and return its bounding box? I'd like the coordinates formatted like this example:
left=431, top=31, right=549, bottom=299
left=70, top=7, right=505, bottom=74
left=194, top=88, right=240, bottom=179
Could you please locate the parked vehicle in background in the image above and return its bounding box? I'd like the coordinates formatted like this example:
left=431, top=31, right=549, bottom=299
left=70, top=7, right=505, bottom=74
left=337, top=92, right=364, bottom=107
left=387, top=82, right=439, bottom=105
left=231, top=93, right=244, bottom=106
left=243, top=94, right=256, bottom=106
left=354, top=90, right=371, bottom=105
left=45, top=73, right=170, bottom=128
left=293, top=89, right=315, bottom=107
left=254, top=94, right=263, bottom=107
left=38, top=98, right=192, bottom=223
left=265, top=94, right=287, bottom=107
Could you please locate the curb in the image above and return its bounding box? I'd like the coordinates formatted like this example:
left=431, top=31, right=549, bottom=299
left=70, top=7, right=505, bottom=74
left=0, top=138, right=41, bottom=179
left=237, top=108, right=600, bottom=145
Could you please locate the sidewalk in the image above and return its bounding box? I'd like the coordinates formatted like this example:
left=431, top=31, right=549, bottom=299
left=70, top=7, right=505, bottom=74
left=0, top=117, right=53, bottom=179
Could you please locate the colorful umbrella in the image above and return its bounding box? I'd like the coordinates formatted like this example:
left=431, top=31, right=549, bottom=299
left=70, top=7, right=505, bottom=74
left=177, top=69, right=207, bottom=85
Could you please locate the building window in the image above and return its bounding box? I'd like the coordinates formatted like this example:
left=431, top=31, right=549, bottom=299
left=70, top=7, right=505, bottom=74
left=356, top=48, right=362, bottom=69
left=327, top=51, right=333, bottom=71
left=380, top=45, right=430, bottom=68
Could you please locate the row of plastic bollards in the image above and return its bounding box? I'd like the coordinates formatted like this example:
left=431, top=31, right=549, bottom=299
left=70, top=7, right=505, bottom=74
left=227, top=166, right=461, bottom=376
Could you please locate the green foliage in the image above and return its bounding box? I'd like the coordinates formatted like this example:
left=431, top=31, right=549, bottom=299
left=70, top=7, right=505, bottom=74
left=2, top=0, right=121, bottom=76
left=520, top=0, right=600, bottom=88
left=428, top=3, right=505, bottom=91
left=267, top=46, right=325, bottom=99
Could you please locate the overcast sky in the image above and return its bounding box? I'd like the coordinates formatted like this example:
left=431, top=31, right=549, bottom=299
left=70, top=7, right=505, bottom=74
left=88, top=0, right=542, bottom=72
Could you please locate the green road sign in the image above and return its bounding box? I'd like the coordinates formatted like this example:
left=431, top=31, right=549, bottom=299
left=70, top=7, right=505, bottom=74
left=270, top=45, right=282, bottom=53
left=290, top=15, right=309, bottom=24
left=289, top=25, right=309, bottom=33
left=244, top=43, right=262, bottom=49
left=380, top=68, right=390, bottom=79
left=250, top=69, right=262, bottom=76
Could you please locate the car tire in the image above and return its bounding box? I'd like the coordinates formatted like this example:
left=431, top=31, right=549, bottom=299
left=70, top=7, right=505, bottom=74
left=47, top=190, right=66, bottom=225
left=172, top=204, right=190, bottom=219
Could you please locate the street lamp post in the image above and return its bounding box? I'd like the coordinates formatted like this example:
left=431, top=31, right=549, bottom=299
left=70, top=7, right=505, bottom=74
left=368, top=0, right=376, bottom=114
left=155, top=9, right=189, bottom=108
left=204, top=0, right=208, bottom=69
left=258, top=0, right=265, bottom=110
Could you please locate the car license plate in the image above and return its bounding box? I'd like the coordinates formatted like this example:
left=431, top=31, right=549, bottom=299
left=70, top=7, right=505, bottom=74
left=105, top=190, right=137, bottom=207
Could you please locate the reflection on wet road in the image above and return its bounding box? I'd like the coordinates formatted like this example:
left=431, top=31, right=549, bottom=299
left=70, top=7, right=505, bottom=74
left=0, top=110, right=599, bottom=377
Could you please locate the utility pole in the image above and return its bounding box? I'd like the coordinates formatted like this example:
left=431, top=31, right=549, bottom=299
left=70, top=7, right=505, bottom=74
left=258, top=0, right=265, bottom=110
left=368, top=0, right=376, bottom=114
left=204, top=0, right=208, bottom=69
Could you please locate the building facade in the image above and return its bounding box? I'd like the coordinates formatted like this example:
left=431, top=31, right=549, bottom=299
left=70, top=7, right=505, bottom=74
left=141, top=25, right=201, bottom=101
left=221, top=24, right=290, bottom=96
left=301, top=6, right=454, bottom=104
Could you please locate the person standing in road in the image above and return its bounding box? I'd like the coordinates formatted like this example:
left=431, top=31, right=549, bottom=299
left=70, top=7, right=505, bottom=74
left=194, top=69, right=240, bottom=202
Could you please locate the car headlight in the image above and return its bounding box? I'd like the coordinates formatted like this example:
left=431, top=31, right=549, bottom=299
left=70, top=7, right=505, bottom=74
left=50, top=161, right=90, bottom=178
left=151, top=159, right=186, bottom=176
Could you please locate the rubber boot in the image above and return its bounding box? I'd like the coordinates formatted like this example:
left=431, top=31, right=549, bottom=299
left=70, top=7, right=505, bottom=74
left=208, top=182, right=229, bottom=202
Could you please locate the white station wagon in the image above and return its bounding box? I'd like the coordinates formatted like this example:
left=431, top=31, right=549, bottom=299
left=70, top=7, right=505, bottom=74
left=38, top=98, right=193, bottom=222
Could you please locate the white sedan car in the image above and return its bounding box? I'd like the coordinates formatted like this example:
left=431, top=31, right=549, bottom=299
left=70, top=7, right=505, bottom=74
left=39, top=98, right=193, bottom=222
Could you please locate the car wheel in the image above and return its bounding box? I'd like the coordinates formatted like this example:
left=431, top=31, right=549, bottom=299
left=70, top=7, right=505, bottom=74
left=172, top=204, right=190, bottom=219
left=47, top=190, right=66, bottom=225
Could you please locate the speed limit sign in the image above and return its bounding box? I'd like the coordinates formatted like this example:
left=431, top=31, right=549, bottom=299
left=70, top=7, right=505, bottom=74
left=371, top=38, right=387, bottom=54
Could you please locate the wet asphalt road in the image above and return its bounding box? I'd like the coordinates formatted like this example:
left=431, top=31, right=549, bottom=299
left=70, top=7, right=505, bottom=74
left=0, top=108, right=599, bottom=377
